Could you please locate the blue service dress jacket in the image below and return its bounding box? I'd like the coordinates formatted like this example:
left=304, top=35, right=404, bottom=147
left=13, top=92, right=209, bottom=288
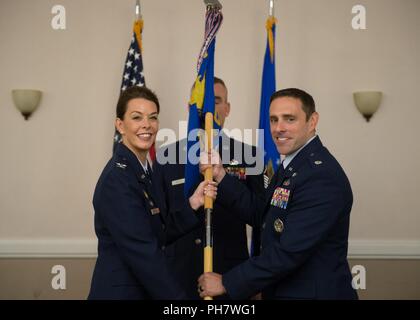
left=217, top=136, right=358, bottom=299
left=153, top=136, right=265, bottom=299
left=88, top=143, right=199, bottom=300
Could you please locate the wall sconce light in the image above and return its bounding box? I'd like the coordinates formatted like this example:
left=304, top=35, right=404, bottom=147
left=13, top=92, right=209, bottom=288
left=353, top=91, right=382, bottom=122
left=11, top=89, right=42, bottom=120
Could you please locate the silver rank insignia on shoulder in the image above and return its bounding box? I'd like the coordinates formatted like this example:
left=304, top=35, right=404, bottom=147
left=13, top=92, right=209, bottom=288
left=274, top=218, right=284, bottom=233
left=116, top=162, right=127, bottom=169
left=314, top=160, right=323, bottom=165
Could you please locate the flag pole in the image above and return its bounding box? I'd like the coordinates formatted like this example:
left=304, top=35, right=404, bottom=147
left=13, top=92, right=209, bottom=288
left=133, top=0, right=154, bottom=161
left=203, top=112, right=213, bottom=301
left=113, top=0, right=146, bottom=153
left=269, top=0, right=275, bottom=17
left=202, top=0, right=222, bottom=301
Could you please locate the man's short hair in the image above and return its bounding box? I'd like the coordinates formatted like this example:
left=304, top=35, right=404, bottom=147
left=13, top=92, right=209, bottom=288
left=270, top=88, right=316, bottom=120
left=116, top=86, right=160, bottom=119
left=214, top=76, right=226, bottom=89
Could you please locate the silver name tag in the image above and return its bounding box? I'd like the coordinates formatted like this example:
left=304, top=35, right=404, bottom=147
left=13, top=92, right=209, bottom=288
left=171, top=178, right=185, bottom=186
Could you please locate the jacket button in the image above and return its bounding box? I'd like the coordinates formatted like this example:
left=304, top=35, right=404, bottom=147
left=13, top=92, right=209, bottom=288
left=195, top=238, right=202, bottom=245
left=161, top=245, right=166, bottom=250
left=262, top=223, right=266, bottom=229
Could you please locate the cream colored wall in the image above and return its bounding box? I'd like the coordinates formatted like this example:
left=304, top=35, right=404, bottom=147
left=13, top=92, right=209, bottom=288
left=1, top=259, right=419, bottom=299
left=0, top=0, right=419, bottom=246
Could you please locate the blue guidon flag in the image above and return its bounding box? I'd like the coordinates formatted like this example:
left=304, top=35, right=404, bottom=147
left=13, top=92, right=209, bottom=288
left=184, top=8, right=223, bottom=197
left=259, top=15, right=280, bottom=186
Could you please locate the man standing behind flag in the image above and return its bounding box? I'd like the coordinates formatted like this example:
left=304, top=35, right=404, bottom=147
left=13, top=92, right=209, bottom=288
left=154, top=77, right=264, bottom=299
left=175, top=3, right=222, bottom=300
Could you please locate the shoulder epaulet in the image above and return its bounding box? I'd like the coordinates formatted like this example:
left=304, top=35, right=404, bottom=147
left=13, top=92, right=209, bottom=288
left=308, top=152, right=325, bottom=168
left=115, top=162, right=127, bottom=170
left=115, top=157, right=128, bottom=170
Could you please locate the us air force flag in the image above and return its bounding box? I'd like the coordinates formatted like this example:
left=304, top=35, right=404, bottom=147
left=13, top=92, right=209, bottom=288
left=258, top=16, right=280, bottom=186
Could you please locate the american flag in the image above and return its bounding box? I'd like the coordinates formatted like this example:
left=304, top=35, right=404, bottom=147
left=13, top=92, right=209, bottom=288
left=113, top=18, right=150, bottom=154
left=120, top=22, right=145, bottom=91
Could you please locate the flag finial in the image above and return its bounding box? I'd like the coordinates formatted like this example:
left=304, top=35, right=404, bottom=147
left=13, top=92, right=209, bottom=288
left=269, top=0, right=275, bottom=17
left=135, top=0, right=141, bottom=19
left=204, top=0, right=222, bottom=10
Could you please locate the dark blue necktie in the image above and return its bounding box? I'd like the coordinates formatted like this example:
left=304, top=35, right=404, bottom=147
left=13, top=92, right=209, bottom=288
left=279, top=160, right=286, bottom=178
left=144, top=162, right=152, bottom=180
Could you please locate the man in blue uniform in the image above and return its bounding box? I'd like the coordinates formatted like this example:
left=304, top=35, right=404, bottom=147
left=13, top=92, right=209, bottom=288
left=198, top=88, right=358, bottom=300
left=154, top=77, right=265, bottom=299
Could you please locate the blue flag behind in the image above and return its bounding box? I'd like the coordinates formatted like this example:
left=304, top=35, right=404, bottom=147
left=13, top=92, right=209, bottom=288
left=184, top=7, right=223, bottom=197
left=184, top=39, right=221, bottom=197
left=259, top=16, right=280, bottom=184
left=251, top=16, right=280, bottom=258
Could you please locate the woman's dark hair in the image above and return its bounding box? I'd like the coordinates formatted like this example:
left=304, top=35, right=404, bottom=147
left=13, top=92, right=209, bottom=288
left=116, top=86, right=160, bottom=119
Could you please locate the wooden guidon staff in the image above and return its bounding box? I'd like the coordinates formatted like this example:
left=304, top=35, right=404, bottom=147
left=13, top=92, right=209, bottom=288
left=203, top=112, right=214, bottom=300
left=201, top=0, right=222, bottom=301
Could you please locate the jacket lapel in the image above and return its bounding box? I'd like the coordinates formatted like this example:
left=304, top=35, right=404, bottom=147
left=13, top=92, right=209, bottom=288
left=264, top=136, right=323, bottom=208
left=115, top=143, right=166, bottom=224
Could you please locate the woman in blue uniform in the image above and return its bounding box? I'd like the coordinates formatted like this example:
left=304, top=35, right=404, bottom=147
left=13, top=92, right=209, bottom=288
left=88, top=86, right=216, bottom=300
